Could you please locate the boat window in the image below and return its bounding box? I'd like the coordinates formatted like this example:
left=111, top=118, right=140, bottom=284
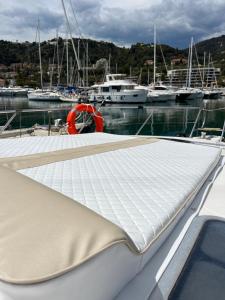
left=155, top=86, right=166, bottom=90
left=122, top=85, right=134, bottom=90
left=133, top=94, right=138, bottom=97
left=102, top=87, right=109, bottom=92
left=112, top=86, right=121, bottom=92
left=169, top=220, right=225, bottom=300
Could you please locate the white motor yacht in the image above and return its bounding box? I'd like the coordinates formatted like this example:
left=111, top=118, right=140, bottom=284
left=89, top=74, right=147, bottom=104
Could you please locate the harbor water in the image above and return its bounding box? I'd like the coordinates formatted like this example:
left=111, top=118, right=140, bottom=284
left=0, top=96, right=225, bottom=137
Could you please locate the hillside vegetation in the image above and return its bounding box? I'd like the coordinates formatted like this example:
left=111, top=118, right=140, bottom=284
left=0, top=35, right=224, bottom=86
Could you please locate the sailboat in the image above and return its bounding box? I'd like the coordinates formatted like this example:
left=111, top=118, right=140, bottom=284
left=202, top=53, right=222, bottom=99
left=176, top=38, right=204, bottom=101
left=147, top=26, right=176, bottom=102
left=28, top=20, right=60, bottom=101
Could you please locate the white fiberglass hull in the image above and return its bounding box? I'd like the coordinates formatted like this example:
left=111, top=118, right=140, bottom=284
left=0, top=88, right=28, bottom=96
left=89, top=90, right=147, bottom=103
left=60, top=96, right=80, bottom=102
left=176, top=89, right=204, bottom=100
left=203, top=90, right=222, bottom=99
left=147, top=91, right=176, bottom=102
left=28, top=92, right=60, bottom=101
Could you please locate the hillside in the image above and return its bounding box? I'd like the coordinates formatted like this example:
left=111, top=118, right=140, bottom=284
left=0, top=35, right=225, bottom=86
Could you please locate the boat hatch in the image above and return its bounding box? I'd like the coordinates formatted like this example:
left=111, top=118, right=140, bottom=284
left=169, top=220, right=225, bottom=300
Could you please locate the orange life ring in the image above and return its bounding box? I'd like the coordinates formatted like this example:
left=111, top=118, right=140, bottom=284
left=67, top=103, right=104, bottom=135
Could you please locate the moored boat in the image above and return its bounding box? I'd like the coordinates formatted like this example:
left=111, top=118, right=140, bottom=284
left=28, top=91, right=61, bottom=101
left=88, top=74, right=147, bottom=103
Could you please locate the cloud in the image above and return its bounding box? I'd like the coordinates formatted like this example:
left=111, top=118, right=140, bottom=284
left=66, top=0, right=225, bottom=48
left=0, top=0, right=224, bottom=47
left=0, top=0, right=64, bottom=41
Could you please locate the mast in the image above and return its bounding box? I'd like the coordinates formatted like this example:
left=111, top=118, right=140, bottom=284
left=203, top=51, right=206, bottom=86
left=61, top=0, right=81, bottom=82
left=108, top=53, right=111, bottom=74
left=77, top=39, right=80, bottom=86
left=49, top=43, right=56, bottom=90
left=153, top=24, right=156, bottom=86
left=86, top=41, right=88, bottom=87
left=188, top=37, right=193, bottom=88
left=38, top=19, right=43, bottom=90
left=56, top=29, right=60, bottom=85
left=70, top=56, right=73, bottom=85
left=66, top=34, right=69, bottom=86
left=206, top=52, right=210, bottom=88
left=82, top=54, right=85, bottom=87
left=186, top=44, right=190, bottom=88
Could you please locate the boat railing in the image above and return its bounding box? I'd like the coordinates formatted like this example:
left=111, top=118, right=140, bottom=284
left=189, top=106, right=225, bottom=142
left=0, top=107, right=72, bottom=138
left=0, top=105, right=224, bottom=140
left=134, top=105, right=225, bottom=142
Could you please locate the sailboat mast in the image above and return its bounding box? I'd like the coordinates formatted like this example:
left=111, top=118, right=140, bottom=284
left=38, top=19, right=43, bottom=90
left=49, top=39, right=56, bottom=90
left=77, top=39, right=80, bottom=86
left=186, top=44, right=190, bottom=88
left=188, top=37, right=193, bottom=88
left=66, top=34, right=69, bottom=86
left=203, top=51, right=206, bottom=86
left=56, top=29, right=60, bottom=86
left=108, top=53, right=111, bottom=74
left=61, top=0, right=81, bottom=74
left=86, top=41, right=88, bottom=87
left=153, top=25, right=156, bottom=86
left=206, top=52, right=211, bottom=87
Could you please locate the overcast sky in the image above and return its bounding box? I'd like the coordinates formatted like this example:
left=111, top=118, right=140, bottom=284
left=0, top=0, right=225, bottom=48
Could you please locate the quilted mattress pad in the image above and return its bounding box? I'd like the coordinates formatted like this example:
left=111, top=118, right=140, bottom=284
left=19, top=137, right=221, bottom=252
left=0, top=133, right=221, bottom=286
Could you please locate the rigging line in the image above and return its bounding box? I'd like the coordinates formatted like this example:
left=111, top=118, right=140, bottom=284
left=69, top=0, right=96, bottom=82
left=61, top=0, right=80, bottom=71
left=203, top=107, right=225, bottom=112
left=157, top=38, right=168, bottom=74
left=58, top=39, right=66, bottom=84
left=210, top=57, right=218, bottom=88
left=70, top=60, right=77, bottom=86
left=49, top=37, right=57, bottom=90
left=194, top=43, right=203, bottom=88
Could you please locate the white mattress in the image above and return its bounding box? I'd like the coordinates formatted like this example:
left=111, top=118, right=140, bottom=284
left=19, top=140, right=221, bottom=252
left=0, top=133, right=134, bottom=158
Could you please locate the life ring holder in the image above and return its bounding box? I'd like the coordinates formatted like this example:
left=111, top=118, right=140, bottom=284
left=67, top=103, right=104, bottom=135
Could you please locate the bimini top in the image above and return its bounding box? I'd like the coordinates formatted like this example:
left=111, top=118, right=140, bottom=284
left=0, top=133, right=221, bottom=284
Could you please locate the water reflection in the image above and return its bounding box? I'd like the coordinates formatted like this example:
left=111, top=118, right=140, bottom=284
left=0, top=96, right=225, bottom=136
